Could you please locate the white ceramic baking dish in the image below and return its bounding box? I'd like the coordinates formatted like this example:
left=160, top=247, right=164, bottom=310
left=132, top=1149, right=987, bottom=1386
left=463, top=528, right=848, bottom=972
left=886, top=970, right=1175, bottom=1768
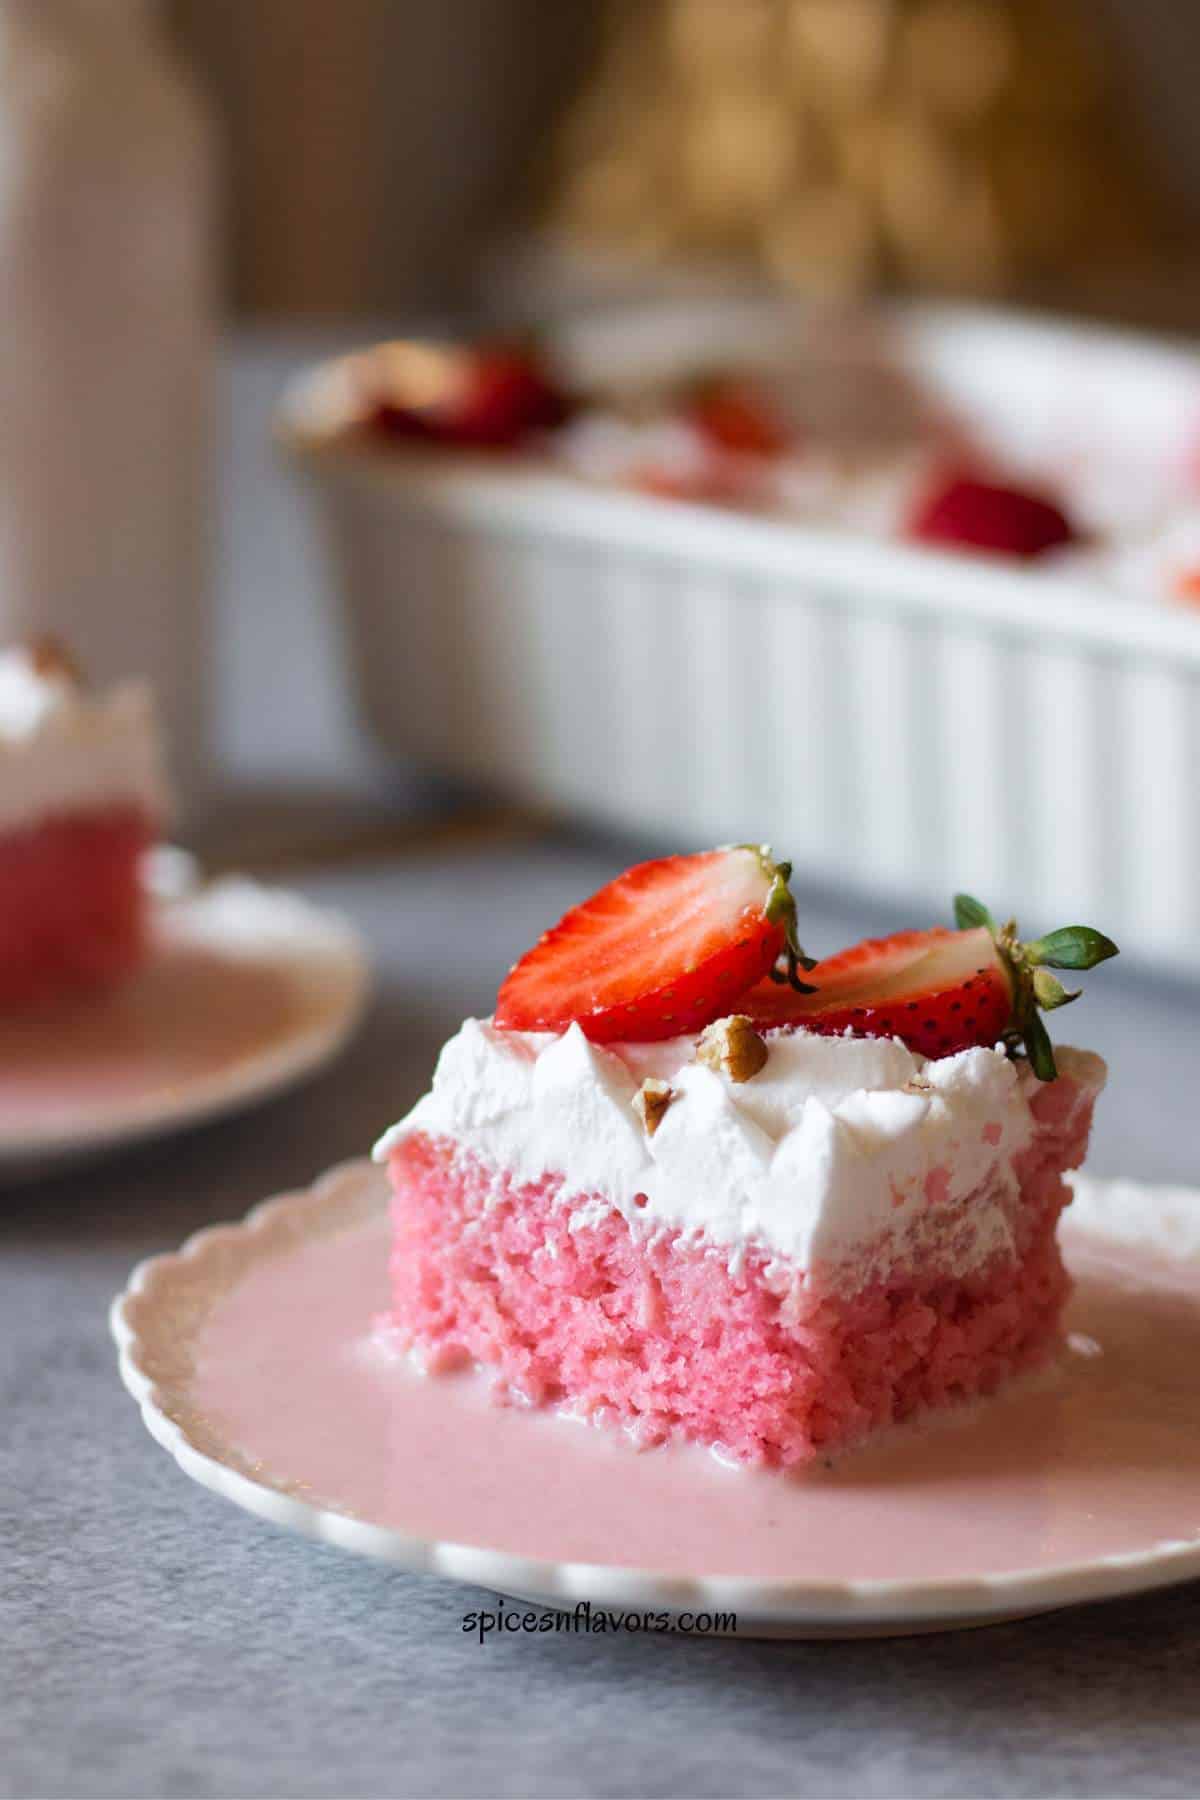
left=279, top=299, right=1200, bottom=968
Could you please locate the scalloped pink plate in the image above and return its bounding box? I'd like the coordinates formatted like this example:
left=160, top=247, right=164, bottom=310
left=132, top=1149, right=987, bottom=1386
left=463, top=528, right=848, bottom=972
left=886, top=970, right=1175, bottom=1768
left=0, top=877, right=368, bottom=1180
left=111, top=1164, right=1200, bottom=1636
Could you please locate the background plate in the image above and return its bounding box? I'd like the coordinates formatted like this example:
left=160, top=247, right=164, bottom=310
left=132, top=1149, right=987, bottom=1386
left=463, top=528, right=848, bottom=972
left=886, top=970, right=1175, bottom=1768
left=0, top=877, right=369, bottom=1180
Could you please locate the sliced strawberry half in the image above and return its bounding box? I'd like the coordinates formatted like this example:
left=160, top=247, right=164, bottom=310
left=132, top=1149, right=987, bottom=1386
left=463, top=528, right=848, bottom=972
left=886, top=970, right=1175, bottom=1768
left=740, top=926, right=1011, bottom=1059
left=494, top=846, right=811, bottom=1044
left=737, top=896, right=1118, bottom=1078
left=908, top=471, right=1077, bottom=560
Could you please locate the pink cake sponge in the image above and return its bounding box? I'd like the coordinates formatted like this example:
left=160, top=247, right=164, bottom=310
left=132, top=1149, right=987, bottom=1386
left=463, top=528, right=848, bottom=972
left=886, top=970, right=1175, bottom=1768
left=0, top=805, right=153, bottom=1009
left=386, top=1073, right=1097, bottom=1467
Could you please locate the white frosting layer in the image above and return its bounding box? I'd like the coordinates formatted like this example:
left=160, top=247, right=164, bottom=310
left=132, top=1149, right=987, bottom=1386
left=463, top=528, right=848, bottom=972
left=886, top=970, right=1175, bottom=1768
left=0, top=648, right=169, bottom=833
left=375, top=1019, right=1106, bottom=1280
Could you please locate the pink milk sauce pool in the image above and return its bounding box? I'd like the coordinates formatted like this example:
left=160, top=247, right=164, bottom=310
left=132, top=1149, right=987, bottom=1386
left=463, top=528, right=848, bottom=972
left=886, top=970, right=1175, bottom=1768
left=188, top=1212, right=1200, bottom=1586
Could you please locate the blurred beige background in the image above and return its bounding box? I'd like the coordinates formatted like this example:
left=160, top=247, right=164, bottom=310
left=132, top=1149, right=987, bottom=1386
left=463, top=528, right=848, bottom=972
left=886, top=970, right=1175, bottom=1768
left=170, top=0, right=595, bottom=316
left=169, top=0, right=1200, bottom=323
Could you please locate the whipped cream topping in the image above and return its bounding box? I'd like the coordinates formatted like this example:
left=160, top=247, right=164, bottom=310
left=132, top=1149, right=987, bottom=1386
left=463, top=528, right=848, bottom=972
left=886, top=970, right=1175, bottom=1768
left=0, top=646, right=169, bottom=833
left=1104, top=505, right=1200, bottom=604
left=375, top=1019, right=1106, bottom=1283
left=555, top=411, right=942, bottom=534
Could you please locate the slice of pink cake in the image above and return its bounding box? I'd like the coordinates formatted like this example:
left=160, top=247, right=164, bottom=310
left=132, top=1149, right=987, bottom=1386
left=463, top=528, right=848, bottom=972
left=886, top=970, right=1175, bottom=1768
left=378, top=1021, right=1105, bottom=1467
left=375, top=849, right=1114, bottom=1468
left=0, top=641, right=169, bottom=1009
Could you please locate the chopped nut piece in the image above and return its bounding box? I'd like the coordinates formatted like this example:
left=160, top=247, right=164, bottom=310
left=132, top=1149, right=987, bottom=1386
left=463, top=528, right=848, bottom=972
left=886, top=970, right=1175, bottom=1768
left=633, top=1077, right=675, bottom=1136
left=27, top=634, right=83, bottom=686
left=696, top=1014, right=768, bottom=1082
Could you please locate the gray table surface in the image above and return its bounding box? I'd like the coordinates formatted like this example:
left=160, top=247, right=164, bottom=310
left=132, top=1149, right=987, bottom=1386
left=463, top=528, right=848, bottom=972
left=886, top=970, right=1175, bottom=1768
left=5, top=839, right=1200, bottom=1800
left=4, top=338, right=1200, bottom=1800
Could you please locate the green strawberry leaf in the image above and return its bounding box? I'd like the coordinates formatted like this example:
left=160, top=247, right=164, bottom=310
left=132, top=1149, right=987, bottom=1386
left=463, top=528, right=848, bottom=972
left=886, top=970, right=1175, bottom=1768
left=1023, top=1010, right=1058, bottom=1081
left=1025, top=926, right=1119, bottom=970
left=950, top=890, right=1118, bottom=1079
left=953, top=893, right=995, bottom=932
left=1032, top=967, right=1080, bottom=1011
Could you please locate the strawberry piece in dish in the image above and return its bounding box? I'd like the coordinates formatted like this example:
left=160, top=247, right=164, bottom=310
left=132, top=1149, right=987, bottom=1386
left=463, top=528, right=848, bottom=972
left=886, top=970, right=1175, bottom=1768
left=908, top=471, right=1078, bottom=559
left=350, top=339, right=570, bottom=450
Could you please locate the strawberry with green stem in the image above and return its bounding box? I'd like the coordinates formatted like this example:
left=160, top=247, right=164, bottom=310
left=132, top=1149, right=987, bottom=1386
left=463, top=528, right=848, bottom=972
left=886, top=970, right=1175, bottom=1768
left=952, top=894, right=1118, bottom=1079
left=739, top=894, right=1117, bottom=1078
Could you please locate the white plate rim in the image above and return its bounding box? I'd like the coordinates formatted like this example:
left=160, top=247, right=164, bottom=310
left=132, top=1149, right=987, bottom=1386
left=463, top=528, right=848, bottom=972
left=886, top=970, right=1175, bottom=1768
left=2, top=878, right=370, bottom=1175
left=110, top=1163, right=1200, bottom=1632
